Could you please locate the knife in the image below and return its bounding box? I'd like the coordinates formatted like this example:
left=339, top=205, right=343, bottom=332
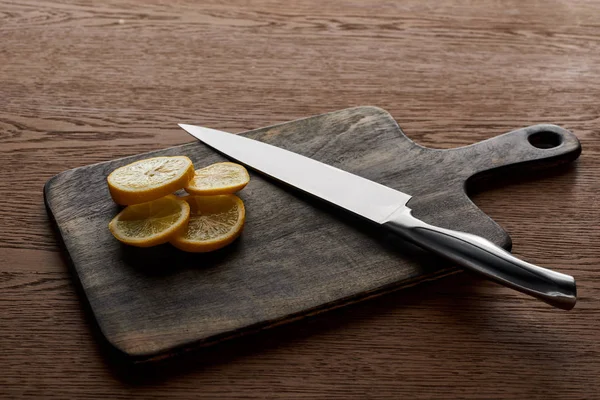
left=178, top=123, right=577, bottom=310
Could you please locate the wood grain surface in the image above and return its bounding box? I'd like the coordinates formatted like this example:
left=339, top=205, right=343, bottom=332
left=1, top=0, right=599, bottom=398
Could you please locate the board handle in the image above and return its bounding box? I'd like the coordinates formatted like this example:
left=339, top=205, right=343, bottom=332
left=455, top=124, right=581, bottom=175
left=384, top=207, right=577, bottom=310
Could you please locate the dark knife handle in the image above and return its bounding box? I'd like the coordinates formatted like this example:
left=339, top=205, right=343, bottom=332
left=383, top=208, right=577, bottom=310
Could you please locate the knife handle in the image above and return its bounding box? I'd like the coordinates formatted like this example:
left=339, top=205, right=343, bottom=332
left=383, top=208, right=577, bottom=310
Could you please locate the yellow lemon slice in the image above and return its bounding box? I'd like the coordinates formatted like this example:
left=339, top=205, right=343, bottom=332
left=184, top=162, right=250, bottom=195
left=171, top=195, right=245, bottom=252
left=108, top=156, right=194, bottom=205
left=108, top=195, right=190, bottom=247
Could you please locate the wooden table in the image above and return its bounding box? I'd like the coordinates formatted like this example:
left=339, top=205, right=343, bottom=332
left=2, top=1, right=599, bottom=398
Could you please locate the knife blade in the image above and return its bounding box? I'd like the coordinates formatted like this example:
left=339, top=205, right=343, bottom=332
left=178, top=123, right=577, bottom=310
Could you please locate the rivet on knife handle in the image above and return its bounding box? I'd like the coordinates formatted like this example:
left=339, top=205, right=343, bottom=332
left=383, top=207, right=577, bottom=310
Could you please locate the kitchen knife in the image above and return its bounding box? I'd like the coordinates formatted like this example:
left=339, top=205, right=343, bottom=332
left=178, top=123, right=577, bottom=310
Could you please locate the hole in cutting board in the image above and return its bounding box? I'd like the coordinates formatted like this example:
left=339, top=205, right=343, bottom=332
left=528, top=131, right=562, bottom=149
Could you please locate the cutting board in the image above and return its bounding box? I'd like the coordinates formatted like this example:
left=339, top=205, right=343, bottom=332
left=44, top=106, right=581, bottom=362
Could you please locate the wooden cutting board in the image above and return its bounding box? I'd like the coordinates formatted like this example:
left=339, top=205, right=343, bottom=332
left=44, top=106, right=581, bottom=362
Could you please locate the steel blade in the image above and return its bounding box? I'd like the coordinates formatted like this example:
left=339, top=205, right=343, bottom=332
left=178, top=124, right=412, bottom=224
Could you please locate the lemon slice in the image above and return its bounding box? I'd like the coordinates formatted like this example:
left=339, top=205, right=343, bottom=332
left=108, top=195, right=190, bottom=247
left=108, top=156, right=194, bottom=205
left=171, top=195, right=245, bottom=252
left=184, top=162, right=250, bottom=195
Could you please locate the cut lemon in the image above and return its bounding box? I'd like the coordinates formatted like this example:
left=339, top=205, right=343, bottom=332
left=107, top=156, right=195, bottom=205
left=184, top=162, right=250, bottom=195
left=171, top=195, right=245, bottom=252
left=108, top=195, right=190, bottom=247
